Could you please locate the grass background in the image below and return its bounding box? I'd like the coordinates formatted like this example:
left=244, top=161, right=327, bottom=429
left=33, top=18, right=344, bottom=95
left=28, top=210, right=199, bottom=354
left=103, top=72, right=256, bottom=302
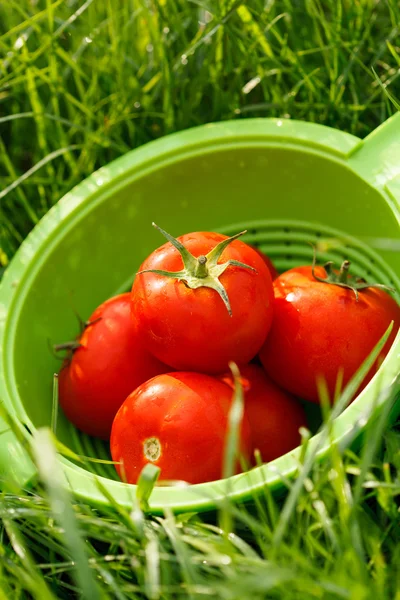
left=1, top=0, right=400, bottom=598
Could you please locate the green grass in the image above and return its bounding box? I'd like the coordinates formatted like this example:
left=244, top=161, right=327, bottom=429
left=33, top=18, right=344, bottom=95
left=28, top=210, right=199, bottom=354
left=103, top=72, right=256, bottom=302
left=1, top=0, right=400, bottom=257
left=1, top=1, right=400, bottom=598
left=1, top=382, right=400, bottom=600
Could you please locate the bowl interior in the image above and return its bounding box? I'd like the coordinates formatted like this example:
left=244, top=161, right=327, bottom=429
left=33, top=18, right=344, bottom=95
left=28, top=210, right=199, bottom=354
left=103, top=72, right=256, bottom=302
left=3, top=138, right=400, bottom=499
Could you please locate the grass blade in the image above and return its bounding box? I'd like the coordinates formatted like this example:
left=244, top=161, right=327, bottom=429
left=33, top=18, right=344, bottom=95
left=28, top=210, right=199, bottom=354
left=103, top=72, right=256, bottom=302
left=32, top=428, right=101, bottom=600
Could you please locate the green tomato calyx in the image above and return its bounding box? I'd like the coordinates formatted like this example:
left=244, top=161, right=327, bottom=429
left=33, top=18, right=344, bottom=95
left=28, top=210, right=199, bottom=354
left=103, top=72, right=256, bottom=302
left=53, top=317, right=102, bottom=359
left=53, top=340, right=82, bottom=353
left=137, top=223, right=256, bottom=316
left=311, top=251, right=395, bottom=302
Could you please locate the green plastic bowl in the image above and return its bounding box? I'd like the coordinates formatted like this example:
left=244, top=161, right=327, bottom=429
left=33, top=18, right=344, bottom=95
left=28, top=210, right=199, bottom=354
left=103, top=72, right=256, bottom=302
left=1, top=115, right=400, bottom=514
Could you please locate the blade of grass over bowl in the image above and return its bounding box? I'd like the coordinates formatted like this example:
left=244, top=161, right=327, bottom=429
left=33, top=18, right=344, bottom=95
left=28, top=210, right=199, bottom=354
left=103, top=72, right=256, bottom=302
left=219, top=362, right=246, bottom=534
left=32, top=428, right=101, bottom=600
left=273, top=322, right=394, bottom=547
left=352, top=374, right=400, bottom=507
left=222, top=362, right=246, bottom=482
left=51, top=374, right=59, bottom=435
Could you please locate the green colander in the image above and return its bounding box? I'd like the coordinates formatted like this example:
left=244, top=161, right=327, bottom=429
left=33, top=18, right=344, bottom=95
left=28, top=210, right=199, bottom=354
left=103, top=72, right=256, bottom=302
left=0, top=115, right=399, bottom=514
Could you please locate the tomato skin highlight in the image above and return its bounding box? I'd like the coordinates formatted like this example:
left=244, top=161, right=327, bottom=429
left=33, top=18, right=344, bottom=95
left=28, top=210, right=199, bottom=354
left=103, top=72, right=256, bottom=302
left=110, top=372, right=252, bottom=485
left=131, top=232, right=274, bottom=374
left=58, top=294, right=168, bottom=439
left=259, top=265, right=400, bottom=404
left=220, top=364, right=306, bottom=462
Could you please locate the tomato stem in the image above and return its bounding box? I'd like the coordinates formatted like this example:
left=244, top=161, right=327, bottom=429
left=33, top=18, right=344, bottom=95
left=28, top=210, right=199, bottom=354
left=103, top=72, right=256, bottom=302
left=137, top=224, right=257, bottom=316
left=53, top=341, right=82, bottom=353
left=311, top=246, right=395, bottom=301
left=194, top=255, right=208, bottom=278
left=338, top=260, right=350, bottom=284
left=84, top=316, right=102, bottom=329
left=53, top=316, right=101, bottom=359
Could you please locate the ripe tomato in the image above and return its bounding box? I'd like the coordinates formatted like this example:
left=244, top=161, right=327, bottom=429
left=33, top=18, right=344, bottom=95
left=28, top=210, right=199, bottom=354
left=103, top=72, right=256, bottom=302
left=110, top=372, right=252, bottom=485
left=250, top=246, right=279, bottom=280
left=58, top=294, right=168, bottom=439
left=259, top=264, right=400, bottom=404
left=220, top=364, right=307, bottom=462
left=131, top=226, right=274, bottom=374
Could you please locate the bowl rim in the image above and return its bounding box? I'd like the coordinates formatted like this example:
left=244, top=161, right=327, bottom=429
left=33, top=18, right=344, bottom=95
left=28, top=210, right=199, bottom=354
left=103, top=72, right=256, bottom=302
left=0, top=117, right=399, bottom=513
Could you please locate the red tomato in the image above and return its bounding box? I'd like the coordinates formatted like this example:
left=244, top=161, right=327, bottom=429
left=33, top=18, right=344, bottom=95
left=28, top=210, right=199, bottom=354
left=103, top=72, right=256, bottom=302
left=58, top=294, right=168, bottom=439
left=259, top=265, right=400, bottom=404
left=250, top=246, right=279, bottom=279
left=131, top=229, right=274, bottom=374
left=220, top=364, right=307, bottom=462
left=110, top=372, right=252, bottom=484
